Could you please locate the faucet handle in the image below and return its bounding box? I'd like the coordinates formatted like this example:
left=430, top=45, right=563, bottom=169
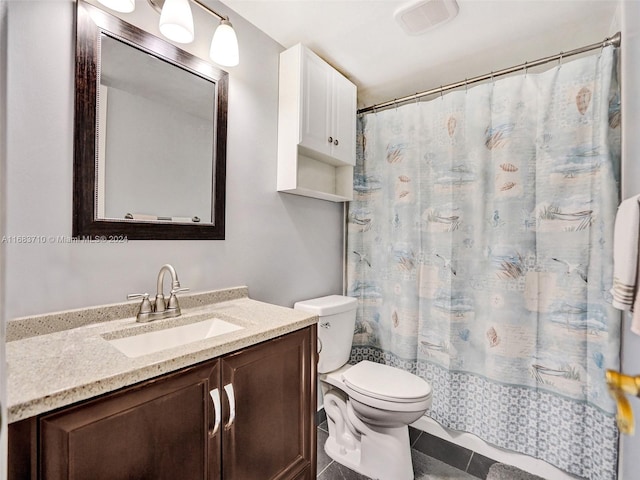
left=127, top=293, right=148, bottom=299
left=167, top=287, right=189, bottom=310
left=127, top=293, right=153, bottom=314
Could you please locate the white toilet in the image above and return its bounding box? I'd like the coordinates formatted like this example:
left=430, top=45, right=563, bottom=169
left=294, top=295, right=432, bottom=480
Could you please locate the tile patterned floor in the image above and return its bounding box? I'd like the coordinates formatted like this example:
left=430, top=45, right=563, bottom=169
left=316, top=420, right=483, bottom=480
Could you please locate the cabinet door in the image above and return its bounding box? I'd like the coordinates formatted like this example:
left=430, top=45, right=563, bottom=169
left=331, top=72, right=357, bottom=165
left=39, top=359, right=221, bottom=480
left=221, top=327, right=316, bottom=480
left=299, top=50, right=332, bottom=156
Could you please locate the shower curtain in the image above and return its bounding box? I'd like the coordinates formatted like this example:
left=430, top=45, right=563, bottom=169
left=347, top=47, right=621, bottom=480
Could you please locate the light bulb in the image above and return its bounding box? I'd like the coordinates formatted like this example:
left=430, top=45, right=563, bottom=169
left=159, top=0, right=195, bottom=44
left=97, top=0, right=135, bottom=13
left=210, top=19, right=239, bottom=67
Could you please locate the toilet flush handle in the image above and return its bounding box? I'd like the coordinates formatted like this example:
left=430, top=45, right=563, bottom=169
left=320, top=321, right=331, bottom=329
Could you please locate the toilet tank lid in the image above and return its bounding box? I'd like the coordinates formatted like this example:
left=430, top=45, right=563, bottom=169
left=294, top=295, right=357, bottom=316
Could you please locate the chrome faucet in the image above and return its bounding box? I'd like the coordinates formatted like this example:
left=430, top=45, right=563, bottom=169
left=128, top=264, right=189, bottom=323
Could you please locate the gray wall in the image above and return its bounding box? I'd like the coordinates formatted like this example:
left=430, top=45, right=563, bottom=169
left=0, top=0, right=7, bottom=476
left=620, top=1, right=640, bottom=478
left=4, top=0, right=344, bottom=320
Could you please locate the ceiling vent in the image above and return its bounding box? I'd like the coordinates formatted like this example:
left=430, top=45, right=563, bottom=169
left=394, top=0, right=459, bottom=35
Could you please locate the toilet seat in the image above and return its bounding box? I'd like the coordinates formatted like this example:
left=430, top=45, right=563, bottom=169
left=341, top=361, right=432, bottom=411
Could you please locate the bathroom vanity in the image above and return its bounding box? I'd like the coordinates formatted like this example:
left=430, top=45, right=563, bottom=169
left=6, top=287, right=317, bottom=480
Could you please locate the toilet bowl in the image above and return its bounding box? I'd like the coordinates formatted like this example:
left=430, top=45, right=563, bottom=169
left=294, top=295, right=432, bottom=480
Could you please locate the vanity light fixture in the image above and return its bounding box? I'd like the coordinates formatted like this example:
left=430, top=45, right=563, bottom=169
left=98, top=0, right=240, bottom=66
left=159, top=0, right=195, bottom=44
left=209, top=18, right=239, bottom=67
left=151, top=0, right=239, bottom=66
left=96, top=0, right=135, bottom=13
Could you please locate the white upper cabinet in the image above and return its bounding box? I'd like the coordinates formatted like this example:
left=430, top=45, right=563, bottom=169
left=277, top=44, right=357, bottom=202
left=329, top=69, right=358, bottom=164
left=299, top=51, right=333, bottom=157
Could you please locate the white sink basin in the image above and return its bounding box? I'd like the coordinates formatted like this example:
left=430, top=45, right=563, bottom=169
left=107, top=318, right=244, bottom=358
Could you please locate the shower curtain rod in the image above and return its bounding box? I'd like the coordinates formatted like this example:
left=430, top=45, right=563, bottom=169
left=358, top=31, right=621, bottom=115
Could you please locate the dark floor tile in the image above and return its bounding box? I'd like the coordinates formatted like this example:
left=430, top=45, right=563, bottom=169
left=412, top=449, right=477, bottom=479
left=316, top=428, right=333, bottom=474
left=318, top=420, right=328, bottom=432
left=316, top=408, right=327, bottom=426
left=409, top=425, right=422, bottom=447
left=316, top=460, right=371, bottom=480
left=466, top=452, right=497, bottom=479
left=487, top=464, right=545, bottom=480
left=413, top=432, right=473, bottom=472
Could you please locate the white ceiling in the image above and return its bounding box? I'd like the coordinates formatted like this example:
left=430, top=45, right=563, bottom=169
left=219, top=0, right=620, bottom=109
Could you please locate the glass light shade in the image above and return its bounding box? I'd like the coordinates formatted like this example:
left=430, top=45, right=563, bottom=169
left=97, top=0, right=135, bottom=13
left=210, top=20, right=239, bottom=67
left=159, top=0, right=195, bottom=44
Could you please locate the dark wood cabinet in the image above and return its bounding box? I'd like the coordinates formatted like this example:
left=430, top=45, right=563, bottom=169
left=221, top=329, right=314, bottom=480
left=41, top=359, right=220, bottom=480
left=9, top=326, right=317, bottom=480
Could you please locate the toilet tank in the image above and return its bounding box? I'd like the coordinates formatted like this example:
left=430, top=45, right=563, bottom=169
left=294, top=295, right=357, bottom=374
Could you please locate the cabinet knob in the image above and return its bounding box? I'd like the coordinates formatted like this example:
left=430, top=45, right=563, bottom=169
left=334, top=139, right=339, bottom=146
left=328, top=136, right=333, bottom=143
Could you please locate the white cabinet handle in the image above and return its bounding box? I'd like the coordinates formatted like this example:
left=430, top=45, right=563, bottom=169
left=209, top=388, right=221, bottom=437
left=224, top=383, right=236, bottom=429
left=328, top=136, right=333, bottom=143
left=334, top=139, right=339, bottom=146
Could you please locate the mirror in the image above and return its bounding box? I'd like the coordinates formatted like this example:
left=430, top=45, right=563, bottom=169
left=74, top=1, right=228, bottom=240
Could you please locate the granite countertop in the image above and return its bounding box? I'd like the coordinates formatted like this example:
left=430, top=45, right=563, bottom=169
left=6, top=286, right=318, bottom=423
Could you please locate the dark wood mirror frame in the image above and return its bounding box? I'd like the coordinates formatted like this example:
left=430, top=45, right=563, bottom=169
left=73, top=1, right=228, bottom=240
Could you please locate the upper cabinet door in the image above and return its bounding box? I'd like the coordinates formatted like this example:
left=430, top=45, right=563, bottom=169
left=299, top=49, right=332, bottom=156
left=331, top=72, right=357, bottom=165
left=299, top=47, right=356, bottom=166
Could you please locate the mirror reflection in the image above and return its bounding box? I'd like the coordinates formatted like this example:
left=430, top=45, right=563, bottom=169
left=98, top=34, right=216, bottom=224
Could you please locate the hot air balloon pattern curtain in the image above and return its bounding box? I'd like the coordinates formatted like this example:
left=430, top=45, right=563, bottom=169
left=347, top=47, right=621, bottom=480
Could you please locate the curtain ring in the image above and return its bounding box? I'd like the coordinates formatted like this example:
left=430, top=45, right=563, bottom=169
left=440, top=86, right=444, bottom=100
left=558, top=52, right=564, bottom=67
left=524, top=61, right=528, bottom=77
left=464, top=78, right=468, bottom=93
left=394, top=99, right=398, bottom=111
left=490, top=71, right=494, bottom=84
left=415, top=93, right=420, bottom=105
